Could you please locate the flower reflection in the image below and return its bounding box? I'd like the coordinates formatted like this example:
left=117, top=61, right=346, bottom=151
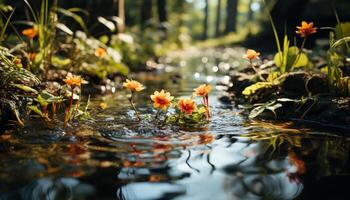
left=287, top=152, right=306, bottom=184
left=149, top=174, right=165, bottom=182
left=123, top=160, right=145, bottom=168
left=198, top=133, right=214, bottom=145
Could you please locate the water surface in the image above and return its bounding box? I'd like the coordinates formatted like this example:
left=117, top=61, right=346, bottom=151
left=0, top=48, right=349, bottom=200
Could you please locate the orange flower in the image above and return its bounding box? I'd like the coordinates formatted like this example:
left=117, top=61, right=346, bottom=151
left=123, top=79, right=145, bottom=92
left=194, top=84, right=212, bottom=97
left=63, top=75, right=83, bottom=88
left=22, top=27, right=38, bottom=39
left=150, top=90, right=174, bottom=110
left=178, top=98, right=197, bottom=115
left=296, top=21, right=317, bottom=37
left=95, top=47, right=107, bottom=58
left=244, top=49, right=260, bottom=61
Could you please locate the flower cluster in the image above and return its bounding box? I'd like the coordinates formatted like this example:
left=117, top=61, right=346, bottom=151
left=122, top=79, right=212, bottom=125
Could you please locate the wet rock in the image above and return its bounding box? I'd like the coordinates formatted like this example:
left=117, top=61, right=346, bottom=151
left=45, top=69, right=68, bottom=82
left=39, top=81, right=62, bottom=96
left=282, top=72, right=308, bottom=96
left=306, top=75, right=328, bottom=95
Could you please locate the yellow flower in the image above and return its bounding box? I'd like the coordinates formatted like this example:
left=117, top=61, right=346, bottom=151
left=296, top=21, right=317, bottom=37
left=13, top=58, right=22, bottom=66
left=123, top=79, right=145, bottom=92
left=178, top=98, right=197, bottom=115
left=95, top=47, right=107, bottom=58
left=22, top=27, right=38, bottom=39
left=150, top=90, right=174, bottom=110
left=63, top=75, right=83, bottom=88
left=99, top=102, right=108, bottom=110
left=194, top=84, right=212, bottom=97
left=244, top=49, right=260, bottom=61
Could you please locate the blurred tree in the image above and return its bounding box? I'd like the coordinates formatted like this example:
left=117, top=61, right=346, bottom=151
left=157, top=0, right=167, bottom=23
left=117, top=0, right=125, bottom=33
left=225, top=0, right=239, bottom=33
left=203, top=0, right=209, bottom=40
left=268, top=0, right=309, bottom=35
left=215, top=0, right=222, bottom=37
left=248, top=0, right=253, bottom=22
left=141, top=0, right=153, bottom=30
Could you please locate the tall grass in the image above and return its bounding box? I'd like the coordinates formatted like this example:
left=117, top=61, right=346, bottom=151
left=0, top=5, right=14, bottom=45
left=24, top=0, right=57, bottom=72
left=0, top=47, right=40, bottom=125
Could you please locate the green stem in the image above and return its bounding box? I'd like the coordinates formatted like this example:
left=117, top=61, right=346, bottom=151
left=204, top=96, right=211, bottom=119
left=294, top=37, right=307, bottom=66
left=155, top=109, right=161, bottom=120
left=129, top=92, right=141, bottom=121
left=64, top=86, right=74, bottom=127
left=250, top=60, right=266, bottom=81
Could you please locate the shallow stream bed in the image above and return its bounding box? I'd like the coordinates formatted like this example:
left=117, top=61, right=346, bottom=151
left=0, top=48, right=349, bottom=200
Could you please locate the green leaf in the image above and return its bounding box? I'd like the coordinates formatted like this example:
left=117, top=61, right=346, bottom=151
left=277, top=98, right=300, bottom=103
left=249, top=105, right=265, bottom=119
left=335, top=22, right=350, bottom=39
left=10, top=84, right=38, bottom=94
left=331, top=37, right=350, bottom=49
left=248, top=100, right=281, bottom=119
left=99, top=35, right=109, bottom=44
left=289, top=47, right=308, bottom=68
left=56, top=8, right=88, bottom=33
left=242, top=82, right=274, bottom=96
left=274, top=46, right=309, bottom=72
left=56, top=23, right=73, bottom=35
left=28, top=105, right=45, bottom=118
left=97, top=16, right=115, bottom=31
left=51, top=55, right=71, bottom=68
left=266, top=103, right=282, bottom=117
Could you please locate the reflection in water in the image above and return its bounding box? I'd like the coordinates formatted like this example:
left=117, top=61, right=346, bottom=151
left=0, top=178, right=95, bottom=200
left=116, top=135, right=309, bottom=200
left=0, top=48, right=350, bottom=200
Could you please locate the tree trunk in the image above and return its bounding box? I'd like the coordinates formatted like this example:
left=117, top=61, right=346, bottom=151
left=141, top=0, right=153, bottom=29
left=215, top=0, right=222, bottom=37
left=157, top=0, right=167, bottom=22
left=248, top=0, right=253, bottom=22
left=225, top=0, right=239, bottom=33
left=117, top=0, right=125, bottom=33
left=203, top=0, right=209, bottom=40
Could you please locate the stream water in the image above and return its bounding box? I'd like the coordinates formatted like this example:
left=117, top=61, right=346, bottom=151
left=0, top=48, right=349, bottom=200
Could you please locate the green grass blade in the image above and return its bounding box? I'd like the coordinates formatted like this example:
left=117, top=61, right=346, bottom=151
left=56, top=7, right=88, bottom=34
left=23, top=0, right=38, bottom=23
left=0, top=9, right=14, bottom=44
